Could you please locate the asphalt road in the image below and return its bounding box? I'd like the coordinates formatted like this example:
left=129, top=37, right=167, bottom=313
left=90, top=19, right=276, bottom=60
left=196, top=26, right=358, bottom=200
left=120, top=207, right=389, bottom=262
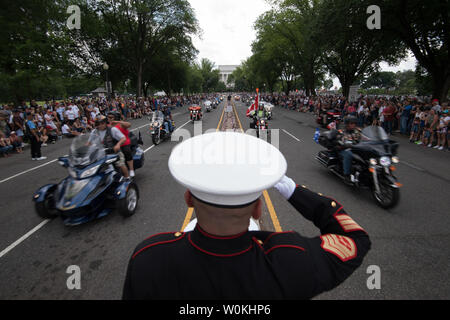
left=0, top=99, right=449, bottom=300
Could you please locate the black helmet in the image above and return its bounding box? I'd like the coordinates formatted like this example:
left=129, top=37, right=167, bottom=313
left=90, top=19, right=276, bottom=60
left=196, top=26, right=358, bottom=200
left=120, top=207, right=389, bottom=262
left=108, top=112, right=121, bottom=121
left=344, top=116, right=358, bottom=125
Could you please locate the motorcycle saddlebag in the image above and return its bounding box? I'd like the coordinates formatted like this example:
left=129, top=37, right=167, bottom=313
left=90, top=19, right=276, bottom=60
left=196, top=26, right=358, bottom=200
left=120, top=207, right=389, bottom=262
left=317, top=150, right=338, bottom=167
left=318, top=130, right=338, bottom=149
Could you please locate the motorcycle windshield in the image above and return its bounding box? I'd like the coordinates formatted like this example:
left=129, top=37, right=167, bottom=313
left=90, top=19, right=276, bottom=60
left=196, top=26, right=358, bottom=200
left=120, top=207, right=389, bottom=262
left=360, top=126, right=389, bottom=142
left=152, top=111, right=164, bottom=123
left=69, top=134, right=105, bottom=168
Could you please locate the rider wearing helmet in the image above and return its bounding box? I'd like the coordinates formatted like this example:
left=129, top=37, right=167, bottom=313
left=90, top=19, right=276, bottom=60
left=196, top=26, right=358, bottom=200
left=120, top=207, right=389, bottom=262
left=338, top=116, right=361, bottom=184
left=249, top=104, right=269, bottom=129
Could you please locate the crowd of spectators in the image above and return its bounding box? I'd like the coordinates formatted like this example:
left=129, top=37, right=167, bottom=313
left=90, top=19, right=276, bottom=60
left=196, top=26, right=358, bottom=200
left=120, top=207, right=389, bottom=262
left=0, top=94, right=210, bottom=159
left=255, top=93, right=450, bottom=151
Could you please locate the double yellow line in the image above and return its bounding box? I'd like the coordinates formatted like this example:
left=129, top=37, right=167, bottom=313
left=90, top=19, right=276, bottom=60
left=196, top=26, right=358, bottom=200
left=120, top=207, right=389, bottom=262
left=180, top=102, right=282, bottom=232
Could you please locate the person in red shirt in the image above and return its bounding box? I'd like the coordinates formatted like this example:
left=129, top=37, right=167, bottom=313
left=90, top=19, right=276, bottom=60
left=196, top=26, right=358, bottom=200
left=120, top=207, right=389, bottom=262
left=383, top=102, right=397, bottom=135
left=107, top=113, right=135, bottom=177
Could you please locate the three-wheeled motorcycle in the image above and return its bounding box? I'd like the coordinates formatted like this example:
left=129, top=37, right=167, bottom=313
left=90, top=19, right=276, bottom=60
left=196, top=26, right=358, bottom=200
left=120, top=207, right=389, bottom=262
left=33, top=134, right=144, bottom=226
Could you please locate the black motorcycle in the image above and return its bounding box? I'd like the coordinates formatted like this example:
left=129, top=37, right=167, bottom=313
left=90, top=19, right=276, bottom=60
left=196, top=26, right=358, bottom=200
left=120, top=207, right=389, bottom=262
left=316, top=126, right=401, bottom=209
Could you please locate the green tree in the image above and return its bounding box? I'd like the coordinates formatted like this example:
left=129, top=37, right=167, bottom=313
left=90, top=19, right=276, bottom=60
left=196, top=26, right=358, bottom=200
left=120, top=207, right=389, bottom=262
left=362, top=72, right=397, bottom=89
left=0, top=0, right=73, bottom=103
left=316, top=0, right=406, bottom=98
left=376, top=0, right=450, bottom=101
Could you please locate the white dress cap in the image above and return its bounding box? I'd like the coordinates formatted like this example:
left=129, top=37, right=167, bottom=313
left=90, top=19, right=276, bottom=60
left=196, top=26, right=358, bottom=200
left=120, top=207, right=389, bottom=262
left=169, top=131, right=287, bottom=206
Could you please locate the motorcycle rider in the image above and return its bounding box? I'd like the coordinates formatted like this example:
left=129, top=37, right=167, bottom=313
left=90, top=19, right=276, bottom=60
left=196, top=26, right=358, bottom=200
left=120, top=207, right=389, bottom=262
left=161, top=105, right=174, bottom=133
left=91, top=116, right=130, bottom=179
left=249, top=104, right=269, bottom=129
left=107, top=112, right=135, bottom=178
left=338, top=116, right=361, bottom=184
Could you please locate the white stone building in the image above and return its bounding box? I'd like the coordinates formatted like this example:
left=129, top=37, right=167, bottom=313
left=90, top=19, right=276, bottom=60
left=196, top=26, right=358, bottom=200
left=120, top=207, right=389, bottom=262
left=218, top=65, right=238, bottom=88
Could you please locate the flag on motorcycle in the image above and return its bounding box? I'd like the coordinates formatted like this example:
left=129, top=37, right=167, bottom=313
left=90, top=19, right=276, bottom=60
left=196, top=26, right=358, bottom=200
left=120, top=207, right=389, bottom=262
left=314, top=128, right=320, bottom=144
left=246, top=91, right=259, bottom=117
left=327, top=121, right=337, bottom=130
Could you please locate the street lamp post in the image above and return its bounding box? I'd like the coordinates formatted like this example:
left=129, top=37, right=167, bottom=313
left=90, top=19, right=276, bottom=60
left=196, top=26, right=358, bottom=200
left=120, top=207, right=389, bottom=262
left=103, top=63, right=110, bottom=99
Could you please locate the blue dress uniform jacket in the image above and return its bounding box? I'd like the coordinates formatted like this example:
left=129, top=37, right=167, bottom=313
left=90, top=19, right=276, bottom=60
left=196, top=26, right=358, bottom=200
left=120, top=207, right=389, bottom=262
left=122, top=186, right=371, bottom=300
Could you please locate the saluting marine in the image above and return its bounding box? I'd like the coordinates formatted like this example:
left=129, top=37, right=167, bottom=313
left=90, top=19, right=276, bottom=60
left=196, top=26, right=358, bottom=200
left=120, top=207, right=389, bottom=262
left=123, top=132, right=371, bottom=300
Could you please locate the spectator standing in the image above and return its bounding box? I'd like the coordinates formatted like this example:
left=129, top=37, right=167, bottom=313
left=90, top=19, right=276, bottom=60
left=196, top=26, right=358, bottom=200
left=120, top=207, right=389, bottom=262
left=400, top=101, right=413, bottom=135
left=25, top=112, right=46, bottom=161
left=427, top=109, right=440, bottom=147
left=383, top=102, right=396, bottom=135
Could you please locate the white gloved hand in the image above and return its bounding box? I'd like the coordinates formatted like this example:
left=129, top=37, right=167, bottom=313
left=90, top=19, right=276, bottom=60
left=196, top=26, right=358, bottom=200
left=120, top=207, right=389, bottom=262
left=274, top=175, right=297, bottom=200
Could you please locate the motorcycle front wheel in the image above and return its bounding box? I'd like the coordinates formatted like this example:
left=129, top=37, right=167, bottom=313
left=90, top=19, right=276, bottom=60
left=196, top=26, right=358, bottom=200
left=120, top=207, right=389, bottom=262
left=372, top=178, right=400, bottom=209
left=117, top=183, right=139, bottom=217
left=152, top=133, right=161, bottom=146
left=35, top=191, right=58, bottom=219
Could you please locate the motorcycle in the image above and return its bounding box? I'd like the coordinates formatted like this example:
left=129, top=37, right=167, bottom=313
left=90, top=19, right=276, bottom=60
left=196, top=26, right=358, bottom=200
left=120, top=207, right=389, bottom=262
left=33, top=134, right=144, bottom=226
left=316, top=126, right=401, bottom=209
left=316, top=109, right=342, bottom=129
left=256, top=117, right=271, bottom=142
left=204, top=101, right=212, bottom=113
left=149, top=110, right=174, bottom=146
left=189, top=106, right=202, bottom=122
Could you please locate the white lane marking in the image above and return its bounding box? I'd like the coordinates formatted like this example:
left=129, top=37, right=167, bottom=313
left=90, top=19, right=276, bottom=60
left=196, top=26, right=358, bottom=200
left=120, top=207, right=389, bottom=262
left=144, top=120, right=191, bottom=154
left=175, top=120, right=191, bottom=132
left=130, top=123, right=149, bottom=132
left=282, top=129, right=301, bottom=142
left=0, top=159, right=58, bottom=185
left=400, top=161, right=426, bottom=172
left=0, top=219, right=50, bottom=259
left=144, top=145, right=155, bottom=153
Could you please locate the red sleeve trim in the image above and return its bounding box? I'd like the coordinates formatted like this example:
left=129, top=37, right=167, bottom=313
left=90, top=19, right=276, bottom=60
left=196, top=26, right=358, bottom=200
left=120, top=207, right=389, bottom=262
left=132, top=233, right=186, bottom=260
left=263, top=231, right=296, bottom=245
left=188, top=234, right=253, bottom=257
left=265, top=245, right=306, bottom=255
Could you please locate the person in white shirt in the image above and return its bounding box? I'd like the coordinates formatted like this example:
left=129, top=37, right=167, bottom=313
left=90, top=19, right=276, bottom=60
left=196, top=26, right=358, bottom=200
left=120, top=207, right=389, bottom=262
left=436, top=111, right=450, bottom=150
left=71, top=104, right=80, bottom=119
left=65, top=106, right=76, bottom=123
left=61, top=122, right=80, bottom=138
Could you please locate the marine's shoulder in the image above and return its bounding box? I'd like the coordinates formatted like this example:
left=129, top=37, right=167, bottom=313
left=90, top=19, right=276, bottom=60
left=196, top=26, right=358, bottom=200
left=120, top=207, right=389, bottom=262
left=249, top=231, right=306, bottom=254
left=131, top=232, right=186, bottom=260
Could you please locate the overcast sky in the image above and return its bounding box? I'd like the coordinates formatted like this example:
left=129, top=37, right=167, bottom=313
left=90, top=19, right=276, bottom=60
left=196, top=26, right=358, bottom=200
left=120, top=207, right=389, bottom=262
left=188, top=0, right=417, bottom=88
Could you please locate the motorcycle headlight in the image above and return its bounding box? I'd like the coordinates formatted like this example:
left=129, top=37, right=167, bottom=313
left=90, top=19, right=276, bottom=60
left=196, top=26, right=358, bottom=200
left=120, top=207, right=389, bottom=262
left=392, top=156, right=400, bottom=164
left=152, top=122, right=159, bottom=127
left=369, top=158, right=378, bottom=166
left=65, top=179, right=90, bottom=199
left=79, top=165, right=101, bottom=179
left=380, top=157, right=391, bottom=167
left=261, top=120, right=265, bottom=124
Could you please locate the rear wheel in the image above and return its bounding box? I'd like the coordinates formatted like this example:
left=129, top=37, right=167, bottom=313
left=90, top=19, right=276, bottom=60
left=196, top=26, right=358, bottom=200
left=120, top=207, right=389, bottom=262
left=35, top=192, right=58, bottom=219
left=372, top=178, right=400, bottom=209
left=117, top=183, right=139, bottom=217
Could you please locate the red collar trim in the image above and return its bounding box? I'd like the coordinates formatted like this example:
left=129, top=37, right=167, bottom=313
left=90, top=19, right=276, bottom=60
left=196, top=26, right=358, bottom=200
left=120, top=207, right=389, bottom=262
left=188, top=233, right=253, bottom=258
left=196, top=225, right=248, bottom=240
